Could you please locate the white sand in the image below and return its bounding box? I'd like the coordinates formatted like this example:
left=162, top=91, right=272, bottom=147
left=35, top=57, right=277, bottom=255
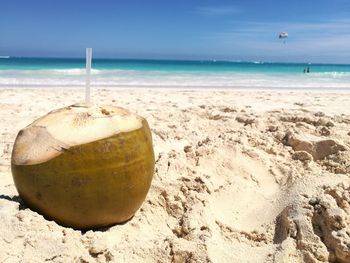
left=0, top=87, right=350, bottom=262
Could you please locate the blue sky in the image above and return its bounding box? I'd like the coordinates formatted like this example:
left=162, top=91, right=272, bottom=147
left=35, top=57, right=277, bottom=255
left=1, top=0, right=350, bottom=62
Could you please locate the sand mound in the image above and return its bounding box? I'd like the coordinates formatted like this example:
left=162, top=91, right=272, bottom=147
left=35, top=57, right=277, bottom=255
left=275, top=183, right=350, bottom=262
left=283, top=132, right=347, bottom=160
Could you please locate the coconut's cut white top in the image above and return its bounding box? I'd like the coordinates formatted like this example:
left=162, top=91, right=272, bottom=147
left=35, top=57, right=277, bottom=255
left=33, top=104, right=143, bottom=146
left=12, top=104, right=144, bottom=165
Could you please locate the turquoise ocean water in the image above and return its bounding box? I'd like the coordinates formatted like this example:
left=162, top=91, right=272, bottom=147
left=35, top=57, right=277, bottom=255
left=1, top=57, right=350, bottom=89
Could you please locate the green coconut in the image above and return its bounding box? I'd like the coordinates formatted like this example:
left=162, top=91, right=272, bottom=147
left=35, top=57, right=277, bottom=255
left=11, top=104, right=155, bottom=229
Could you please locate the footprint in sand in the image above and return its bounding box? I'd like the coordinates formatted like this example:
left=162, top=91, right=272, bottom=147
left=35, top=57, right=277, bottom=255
left=197, top=147, right=281, bottom=233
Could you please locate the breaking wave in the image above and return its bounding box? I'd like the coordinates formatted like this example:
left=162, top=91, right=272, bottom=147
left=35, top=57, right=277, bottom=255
left=1, top=68, right=350, bottom=89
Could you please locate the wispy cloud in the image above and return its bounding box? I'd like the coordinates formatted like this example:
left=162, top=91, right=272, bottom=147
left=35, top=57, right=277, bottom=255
left=196, top=6, right=239, bottom=16
left=203, top=18, right=350, bottom=61
left=214, top=19, right=350, bottom=37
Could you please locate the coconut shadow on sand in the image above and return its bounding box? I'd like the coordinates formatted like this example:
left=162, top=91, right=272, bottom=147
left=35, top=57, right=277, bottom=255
left=0, top=193, right=134, bottom=233
left=0, top=194, right=27, bottom=210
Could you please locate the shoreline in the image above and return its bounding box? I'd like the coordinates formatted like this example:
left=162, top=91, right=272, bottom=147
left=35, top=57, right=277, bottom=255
left=1, top=85, right=350, bottom=93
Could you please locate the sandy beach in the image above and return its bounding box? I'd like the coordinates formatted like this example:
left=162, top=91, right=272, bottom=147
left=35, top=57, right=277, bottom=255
left=0, top=87, right=350, bottom=262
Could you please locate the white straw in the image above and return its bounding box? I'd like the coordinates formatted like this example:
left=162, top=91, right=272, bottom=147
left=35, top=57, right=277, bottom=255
left=85, top=48, right=92, bottom=104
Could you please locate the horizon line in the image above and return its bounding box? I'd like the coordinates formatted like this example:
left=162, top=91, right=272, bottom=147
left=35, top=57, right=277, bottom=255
left=1, top=56, right=349, bottom=65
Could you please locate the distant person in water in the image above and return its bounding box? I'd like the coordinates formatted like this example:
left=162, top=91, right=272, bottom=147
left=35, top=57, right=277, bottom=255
left=303, top=67, right=311, bottom=73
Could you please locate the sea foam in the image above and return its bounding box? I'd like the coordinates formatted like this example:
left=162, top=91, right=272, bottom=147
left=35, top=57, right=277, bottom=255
left=1, top=68, right=350, bottom=89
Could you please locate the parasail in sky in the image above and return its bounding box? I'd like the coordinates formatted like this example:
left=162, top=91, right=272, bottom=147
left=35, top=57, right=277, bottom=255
left=279, top=32, right=288, bottom=39
left=279, top=32, right=288, bottom=43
